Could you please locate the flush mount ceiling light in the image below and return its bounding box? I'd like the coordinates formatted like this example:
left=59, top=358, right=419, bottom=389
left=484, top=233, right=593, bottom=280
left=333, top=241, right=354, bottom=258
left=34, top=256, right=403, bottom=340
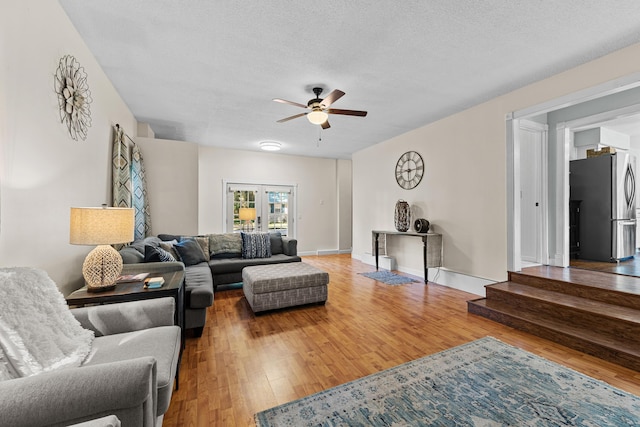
left=260, top=141, right=281, bottom=151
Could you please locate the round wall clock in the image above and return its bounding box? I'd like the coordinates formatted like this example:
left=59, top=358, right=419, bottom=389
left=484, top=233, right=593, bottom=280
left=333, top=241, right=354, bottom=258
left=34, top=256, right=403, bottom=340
left=395, top=151, right=424, bottom=189
left=54, top=55, right=92, bottom=141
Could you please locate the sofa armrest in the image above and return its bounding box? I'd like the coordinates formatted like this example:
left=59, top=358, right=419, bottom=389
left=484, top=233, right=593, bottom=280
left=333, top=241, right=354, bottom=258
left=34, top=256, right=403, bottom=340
left=71, top=297, right=175, bottom=336
left=183, top=263, right=214, bottom=309
left=282, top=237, right=298, bottom=256
left=0, top=357, right=157, bottom=427
left=188, top=285, right=214, bottom=309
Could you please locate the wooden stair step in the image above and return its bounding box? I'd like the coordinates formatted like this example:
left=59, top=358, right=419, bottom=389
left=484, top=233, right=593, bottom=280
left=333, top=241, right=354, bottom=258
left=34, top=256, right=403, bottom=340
left=487, top=281, right=640, bottom=326
left=509, top=267, right=640, bottom=310
left=468, top=298, right=640, bottom=371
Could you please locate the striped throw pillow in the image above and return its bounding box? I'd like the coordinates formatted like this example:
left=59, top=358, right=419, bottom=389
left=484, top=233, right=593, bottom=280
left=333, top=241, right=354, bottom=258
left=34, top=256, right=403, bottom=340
left=241, top=232, right=272, bottom=259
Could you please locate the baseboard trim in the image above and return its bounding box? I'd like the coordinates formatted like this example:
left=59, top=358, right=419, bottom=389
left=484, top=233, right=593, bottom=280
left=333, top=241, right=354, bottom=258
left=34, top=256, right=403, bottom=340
left=299, top=249, right=353, bottom=256
left=354, top=253, right=493, bottom=297
left=424, top=267, right=493, bottom=297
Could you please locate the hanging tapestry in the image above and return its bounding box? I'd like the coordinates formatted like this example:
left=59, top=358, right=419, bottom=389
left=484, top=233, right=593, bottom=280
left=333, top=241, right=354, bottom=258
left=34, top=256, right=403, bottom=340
left=112, top=126, right=131, bottom=208
left=131, top=144, right=151, bottom=240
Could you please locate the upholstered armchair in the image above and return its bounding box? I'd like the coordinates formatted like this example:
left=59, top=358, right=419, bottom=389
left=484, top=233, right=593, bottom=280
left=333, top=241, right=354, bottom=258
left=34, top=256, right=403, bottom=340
left=0, top=267, right=180, bottom=427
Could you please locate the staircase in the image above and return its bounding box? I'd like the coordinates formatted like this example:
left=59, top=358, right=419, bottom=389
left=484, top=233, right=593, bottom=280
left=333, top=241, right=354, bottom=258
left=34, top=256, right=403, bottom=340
left=468, top=266, right=640, bottom=371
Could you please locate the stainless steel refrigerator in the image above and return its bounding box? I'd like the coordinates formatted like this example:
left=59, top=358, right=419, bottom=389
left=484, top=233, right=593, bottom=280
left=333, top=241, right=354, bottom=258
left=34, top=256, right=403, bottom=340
left=569, top=152, right=636, bottom=262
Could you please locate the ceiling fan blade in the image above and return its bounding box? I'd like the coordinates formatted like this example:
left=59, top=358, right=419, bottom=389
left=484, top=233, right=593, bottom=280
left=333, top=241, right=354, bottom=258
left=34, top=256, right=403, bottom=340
left=320, top=90, right=345, bottom=108
left=273, top=98, right=308, bottom=109
left=327, top=108, right=368, bottom=117
left=277, top=112, right=307, bottom=123
left=321, top=120, right=331, bottom=130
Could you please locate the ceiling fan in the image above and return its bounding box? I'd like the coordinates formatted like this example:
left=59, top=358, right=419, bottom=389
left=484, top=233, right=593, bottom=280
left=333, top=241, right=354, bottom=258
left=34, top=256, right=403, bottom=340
left=273, top=87, right=367, bottom=129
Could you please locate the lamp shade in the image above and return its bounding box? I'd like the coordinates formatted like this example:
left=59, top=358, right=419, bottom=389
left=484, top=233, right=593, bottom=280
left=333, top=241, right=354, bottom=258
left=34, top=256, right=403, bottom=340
left=70, top=207, right=134, bottom=245
left=239, top=208, right=256, bottom=221
left=307, top=110, right=328, bottom=125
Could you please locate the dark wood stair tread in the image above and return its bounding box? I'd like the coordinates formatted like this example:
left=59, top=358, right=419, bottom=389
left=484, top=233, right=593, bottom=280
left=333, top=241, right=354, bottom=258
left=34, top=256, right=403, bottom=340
left=469, top=266, right=640, bottom=370
left=515, top=266, right=640, bottom=296
left=488, top=281, right=640, bottom=325
left=469, top=298, right=640, bottom=358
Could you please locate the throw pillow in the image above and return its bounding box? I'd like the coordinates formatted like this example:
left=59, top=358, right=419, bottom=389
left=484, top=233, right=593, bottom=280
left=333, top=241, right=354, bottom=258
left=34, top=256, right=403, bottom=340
left=159, top=240, right=180, bottom=260
left=144, top=245, right=176, bottom=263
left=119, top=247, right=145, bottom=264
left=158, top=233, right=182, bottom=242
left=174, top=239, right=208, bottom=266
left=128, top=236, right=162, bottom=255
left=241, top=232, right=272, bottom=259
left=193, top=236, right=210, bottom=260
left=209, top=233, right=242, bottom=256
left=269, top=232, right=283, bottom=255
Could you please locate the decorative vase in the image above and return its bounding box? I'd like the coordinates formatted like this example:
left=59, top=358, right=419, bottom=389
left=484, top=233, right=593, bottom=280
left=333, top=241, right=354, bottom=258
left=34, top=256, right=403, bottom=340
left=394, top=200, right=410, bottom=232
left=414, top=218, right=430, bottom=233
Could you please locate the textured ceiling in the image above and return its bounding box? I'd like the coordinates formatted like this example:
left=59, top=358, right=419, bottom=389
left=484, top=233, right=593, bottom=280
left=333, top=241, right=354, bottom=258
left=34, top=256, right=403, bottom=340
left=59, top=0, right=640, bottom=159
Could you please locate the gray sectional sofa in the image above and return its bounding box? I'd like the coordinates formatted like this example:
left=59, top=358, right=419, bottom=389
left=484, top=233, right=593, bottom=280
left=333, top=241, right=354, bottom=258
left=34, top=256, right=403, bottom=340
left=204, top=233, right=301, bottom=288
left=119, top=232, right=301, bottom=336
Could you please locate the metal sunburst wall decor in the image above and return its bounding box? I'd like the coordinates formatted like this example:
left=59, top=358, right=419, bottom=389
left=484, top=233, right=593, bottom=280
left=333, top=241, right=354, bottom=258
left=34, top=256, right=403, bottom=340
left=54, top=55, right=92, bottom=141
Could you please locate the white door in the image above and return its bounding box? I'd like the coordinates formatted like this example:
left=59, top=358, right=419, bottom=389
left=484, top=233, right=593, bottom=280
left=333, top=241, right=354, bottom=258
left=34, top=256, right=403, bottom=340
left=519, top=121, right=547, bottom=264
left=226, top=183, right=295, bottom=237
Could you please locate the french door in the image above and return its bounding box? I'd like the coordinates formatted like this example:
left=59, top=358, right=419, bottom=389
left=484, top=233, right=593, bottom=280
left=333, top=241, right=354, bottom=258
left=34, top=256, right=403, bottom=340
left=225, top=183, right=295, bottom=237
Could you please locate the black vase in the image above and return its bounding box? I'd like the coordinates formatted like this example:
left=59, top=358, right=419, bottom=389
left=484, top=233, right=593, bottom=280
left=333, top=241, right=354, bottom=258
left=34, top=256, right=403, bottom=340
left=414, top=218, right=430, bottom=233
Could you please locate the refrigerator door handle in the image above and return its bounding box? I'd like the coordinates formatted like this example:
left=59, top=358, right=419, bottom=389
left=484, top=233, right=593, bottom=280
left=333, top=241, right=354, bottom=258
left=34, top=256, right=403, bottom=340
left=624, top=162, right=636, bottom=210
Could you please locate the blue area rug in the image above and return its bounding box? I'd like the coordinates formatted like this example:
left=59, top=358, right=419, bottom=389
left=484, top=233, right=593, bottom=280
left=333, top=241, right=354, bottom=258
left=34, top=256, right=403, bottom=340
left=255, top=337, right=640, bottom=426
left=359, top=270, right=418, bottom=285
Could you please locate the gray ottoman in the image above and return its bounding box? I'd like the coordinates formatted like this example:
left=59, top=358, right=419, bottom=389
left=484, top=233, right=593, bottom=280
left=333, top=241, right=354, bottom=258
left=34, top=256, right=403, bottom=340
left=242, top=263, right=329, bottom=313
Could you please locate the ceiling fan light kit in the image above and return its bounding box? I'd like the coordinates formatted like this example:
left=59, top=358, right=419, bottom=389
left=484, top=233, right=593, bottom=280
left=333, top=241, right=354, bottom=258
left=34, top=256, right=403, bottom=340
left=274, top=87, right=367, bottom=129
left=307, top=110, right=328, bottom=125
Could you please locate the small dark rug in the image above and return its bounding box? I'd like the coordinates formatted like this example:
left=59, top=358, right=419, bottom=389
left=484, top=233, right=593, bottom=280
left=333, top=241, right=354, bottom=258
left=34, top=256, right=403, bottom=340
left=255, top=337, right=640, bottom=426
left=359, top=270, right=418, bottom=285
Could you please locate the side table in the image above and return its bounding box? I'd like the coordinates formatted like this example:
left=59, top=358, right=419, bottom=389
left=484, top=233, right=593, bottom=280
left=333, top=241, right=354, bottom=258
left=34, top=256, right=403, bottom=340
left=66, top=269, right=185, bottom=387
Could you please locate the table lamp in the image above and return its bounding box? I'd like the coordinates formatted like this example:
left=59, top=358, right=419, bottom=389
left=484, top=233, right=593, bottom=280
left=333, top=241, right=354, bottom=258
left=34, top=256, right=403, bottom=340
left=239, top=207, right=256, bottom=232
left=70, top=206, right=134, bottom=292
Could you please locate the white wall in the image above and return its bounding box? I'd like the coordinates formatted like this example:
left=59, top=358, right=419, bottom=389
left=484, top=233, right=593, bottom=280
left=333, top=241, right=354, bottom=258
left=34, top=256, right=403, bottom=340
left=198, top=146, right=350, bottom=254
left=353, top=109, right=505, bottom=282
left=353, top=42, right=640, bottom=287
left=337, top=159, right=352, bottom=252
left=0, top=1, right=138, bottom=295
left=135, top=137, right=199, bottom=236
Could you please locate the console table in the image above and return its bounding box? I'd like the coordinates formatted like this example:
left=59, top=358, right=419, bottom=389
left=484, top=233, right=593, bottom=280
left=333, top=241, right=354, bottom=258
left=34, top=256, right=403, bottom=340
left=372, top=230, right=442, bottom=283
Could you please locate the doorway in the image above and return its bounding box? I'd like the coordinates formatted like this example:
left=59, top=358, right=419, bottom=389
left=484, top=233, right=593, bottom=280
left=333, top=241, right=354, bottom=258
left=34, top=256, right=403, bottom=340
left=225, top=183, right=296, bottom=237
left=506, top=72, right=640, bottom=272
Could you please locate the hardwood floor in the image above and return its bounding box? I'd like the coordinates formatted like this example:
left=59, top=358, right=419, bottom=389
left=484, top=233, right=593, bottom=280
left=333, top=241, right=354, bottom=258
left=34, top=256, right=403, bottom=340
left=570, top=251, right=640, bottom=277
left=163, top=255, right=640, bottom=426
